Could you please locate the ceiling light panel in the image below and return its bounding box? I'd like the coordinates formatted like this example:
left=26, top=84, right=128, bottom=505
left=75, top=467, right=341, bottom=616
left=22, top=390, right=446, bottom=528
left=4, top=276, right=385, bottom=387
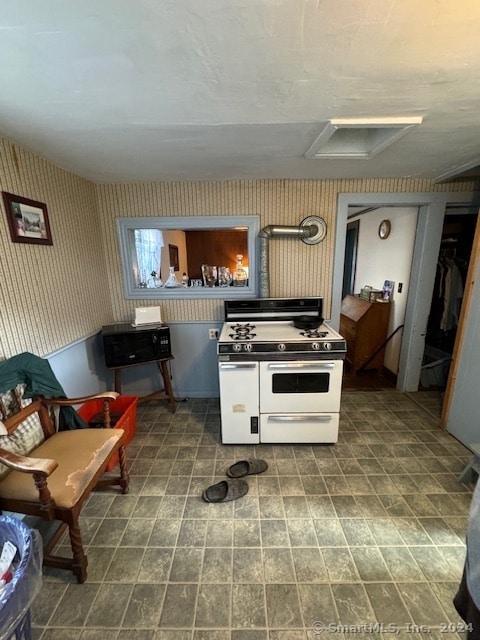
left=305, top=117, right=423, bottom=159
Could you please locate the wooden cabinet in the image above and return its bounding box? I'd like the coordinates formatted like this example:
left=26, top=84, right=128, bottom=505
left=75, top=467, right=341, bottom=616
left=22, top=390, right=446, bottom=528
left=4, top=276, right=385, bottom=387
left=340, top=295, right=391, bottom=373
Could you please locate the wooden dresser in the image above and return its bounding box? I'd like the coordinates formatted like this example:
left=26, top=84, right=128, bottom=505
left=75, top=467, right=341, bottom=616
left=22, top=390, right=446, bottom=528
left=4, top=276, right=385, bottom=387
left=340, top=295, right=391, bottom=373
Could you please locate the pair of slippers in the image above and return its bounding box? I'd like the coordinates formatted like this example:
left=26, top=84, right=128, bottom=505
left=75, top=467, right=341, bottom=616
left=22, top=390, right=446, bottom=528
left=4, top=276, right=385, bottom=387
left=202, top=459, right=268, bottom=503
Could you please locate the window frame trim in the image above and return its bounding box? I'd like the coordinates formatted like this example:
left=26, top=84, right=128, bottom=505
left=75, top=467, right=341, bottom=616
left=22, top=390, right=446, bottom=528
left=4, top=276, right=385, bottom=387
left=116, top=215, right=260, bottom=299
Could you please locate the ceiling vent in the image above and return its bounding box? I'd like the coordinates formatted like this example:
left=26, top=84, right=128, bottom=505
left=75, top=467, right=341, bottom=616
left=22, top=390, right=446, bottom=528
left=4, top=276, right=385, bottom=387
left=305, top=117, right=423, bottom=159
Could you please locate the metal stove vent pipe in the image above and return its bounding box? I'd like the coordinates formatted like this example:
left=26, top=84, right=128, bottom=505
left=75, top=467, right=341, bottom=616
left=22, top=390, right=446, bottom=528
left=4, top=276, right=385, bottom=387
left=258, top=216, right=326, bottom=298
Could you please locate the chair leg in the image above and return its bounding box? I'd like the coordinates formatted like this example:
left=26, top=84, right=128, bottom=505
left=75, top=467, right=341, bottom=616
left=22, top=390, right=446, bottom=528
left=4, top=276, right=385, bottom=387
left=68, top=519, right=88, bottom=583
left=118, top=445, right=130, bottom=494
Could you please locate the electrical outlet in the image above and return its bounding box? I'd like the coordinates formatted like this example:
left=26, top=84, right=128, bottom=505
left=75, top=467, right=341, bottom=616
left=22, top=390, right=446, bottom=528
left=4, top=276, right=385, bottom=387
left=209, top=328, right=219, bottom=340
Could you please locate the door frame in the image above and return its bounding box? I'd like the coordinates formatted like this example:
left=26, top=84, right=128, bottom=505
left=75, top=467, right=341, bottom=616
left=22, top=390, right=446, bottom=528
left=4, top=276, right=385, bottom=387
left=332, top=191, right=476, bottom=392
left=442, top=211, right=480, bottom=432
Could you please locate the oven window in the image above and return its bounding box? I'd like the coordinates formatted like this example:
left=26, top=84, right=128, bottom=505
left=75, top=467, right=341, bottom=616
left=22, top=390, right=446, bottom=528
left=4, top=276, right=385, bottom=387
left=271, top=373, right=330, bottom=394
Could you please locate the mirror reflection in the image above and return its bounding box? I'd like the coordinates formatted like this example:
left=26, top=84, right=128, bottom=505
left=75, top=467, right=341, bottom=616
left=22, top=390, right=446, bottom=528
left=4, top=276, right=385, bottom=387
left=134, top=228, right=249, bottom=289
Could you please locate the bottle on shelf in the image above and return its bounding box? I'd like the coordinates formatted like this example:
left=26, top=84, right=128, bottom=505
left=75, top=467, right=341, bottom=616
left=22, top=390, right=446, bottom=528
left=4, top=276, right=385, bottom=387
left=148, top=270, right=163, bottom=288
left=233, top=254, right=248, bottom=287
left=165, top=266, right=181, bottom=288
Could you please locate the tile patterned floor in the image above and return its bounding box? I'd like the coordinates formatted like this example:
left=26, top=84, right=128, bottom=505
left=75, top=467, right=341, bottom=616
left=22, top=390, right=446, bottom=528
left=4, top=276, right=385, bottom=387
left=29, top=390, right=474, bottom=639
left=407, top=389, right=444, bottom=421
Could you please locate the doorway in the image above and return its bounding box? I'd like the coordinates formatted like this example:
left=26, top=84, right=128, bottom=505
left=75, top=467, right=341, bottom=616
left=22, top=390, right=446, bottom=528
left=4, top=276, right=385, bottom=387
left=341, top=206, right=418, bottom=390
left=418, top=208, right=478, bottom=417
left=332, top=191, right=477, bottom=395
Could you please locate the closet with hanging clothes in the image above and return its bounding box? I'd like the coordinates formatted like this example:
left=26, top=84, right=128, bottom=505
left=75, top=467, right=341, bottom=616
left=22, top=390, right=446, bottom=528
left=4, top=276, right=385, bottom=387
left=422, top=211, right=477, bottom=389
left=430, top=244, right=465, bottom=338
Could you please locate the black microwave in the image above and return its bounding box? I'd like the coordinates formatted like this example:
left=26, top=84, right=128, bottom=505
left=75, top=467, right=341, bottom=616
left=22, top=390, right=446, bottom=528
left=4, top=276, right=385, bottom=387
left=102, top=323, right=171, bottom=368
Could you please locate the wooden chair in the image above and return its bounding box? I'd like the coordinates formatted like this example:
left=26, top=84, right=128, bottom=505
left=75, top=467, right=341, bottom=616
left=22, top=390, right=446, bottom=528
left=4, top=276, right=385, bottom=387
left=0, top=390, right=130, bottom=583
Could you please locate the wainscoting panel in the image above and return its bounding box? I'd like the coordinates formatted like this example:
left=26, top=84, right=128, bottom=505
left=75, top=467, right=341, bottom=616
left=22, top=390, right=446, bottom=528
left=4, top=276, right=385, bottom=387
left=168, top=321, right=223, bottom=399
left=46, top=322, right=223, bottom=402
left=47, top=332, right=109, bottom=397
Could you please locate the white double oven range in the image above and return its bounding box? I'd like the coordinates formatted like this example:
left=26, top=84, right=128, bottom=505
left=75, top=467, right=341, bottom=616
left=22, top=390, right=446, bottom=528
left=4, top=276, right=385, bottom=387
left=217, top=297, right=346, bottom=444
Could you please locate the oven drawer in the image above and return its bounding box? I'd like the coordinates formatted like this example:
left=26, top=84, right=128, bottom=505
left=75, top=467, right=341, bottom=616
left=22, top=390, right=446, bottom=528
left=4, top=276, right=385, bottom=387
left=260, top=413, right=339, bottom=443
left=259, top=360, right=343, bottom=414
left=219, top=361, right=260, bottom=444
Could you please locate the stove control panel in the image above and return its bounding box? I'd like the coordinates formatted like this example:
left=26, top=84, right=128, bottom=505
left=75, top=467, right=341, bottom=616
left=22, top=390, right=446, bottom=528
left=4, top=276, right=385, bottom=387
left=233, top=343, right=253, bottom=352
left=219, top=339, right=346, bottom=355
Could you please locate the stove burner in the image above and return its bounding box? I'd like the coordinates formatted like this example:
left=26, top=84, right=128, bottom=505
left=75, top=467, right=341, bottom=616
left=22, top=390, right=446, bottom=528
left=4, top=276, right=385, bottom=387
left=300, top=328, right=328, bottom=339
left=229, top=323, right=257, bottom=341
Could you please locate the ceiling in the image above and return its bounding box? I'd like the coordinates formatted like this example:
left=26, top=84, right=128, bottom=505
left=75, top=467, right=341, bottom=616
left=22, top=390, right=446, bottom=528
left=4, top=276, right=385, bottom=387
left=1, top=0, right=480, bottom=184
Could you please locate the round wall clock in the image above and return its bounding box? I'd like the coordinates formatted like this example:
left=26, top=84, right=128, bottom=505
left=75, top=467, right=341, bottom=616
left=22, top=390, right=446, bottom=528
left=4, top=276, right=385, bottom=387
left=378, top=219, right=391, bottom=239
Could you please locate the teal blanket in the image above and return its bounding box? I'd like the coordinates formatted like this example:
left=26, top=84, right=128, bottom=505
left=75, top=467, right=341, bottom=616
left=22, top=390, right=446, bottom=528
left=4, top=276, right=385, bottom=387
left=0, top=352, right=88, bottom=430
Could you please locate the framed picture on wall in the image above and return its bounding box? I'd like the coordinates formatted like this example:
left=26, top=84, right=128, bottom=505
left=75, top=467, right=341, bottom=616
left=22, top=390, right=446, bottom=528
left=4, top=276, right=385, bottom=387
left=169, top=244, right=179, bottom=270
left=2, top=191, right=53, bottom=245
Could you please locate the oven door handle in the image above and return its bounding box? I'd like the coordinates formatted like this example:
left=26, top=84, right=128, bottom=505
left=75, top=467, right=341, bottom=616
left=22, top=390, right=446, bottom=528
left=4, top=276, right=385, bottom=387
left=267, top=415, right=333, bottom=423
left=267, top=363, right=335, bottom=370
left=219, top=363, right=257, bottom=370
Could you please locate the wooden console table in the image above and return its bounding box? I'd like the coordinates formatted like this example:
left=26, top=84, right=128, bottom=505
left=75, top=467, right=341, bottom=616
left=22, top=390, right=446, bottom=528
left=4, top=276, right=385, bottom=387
left=110, top=356, right=176, bottom=413
left=340, top=295, right=391, bottom=374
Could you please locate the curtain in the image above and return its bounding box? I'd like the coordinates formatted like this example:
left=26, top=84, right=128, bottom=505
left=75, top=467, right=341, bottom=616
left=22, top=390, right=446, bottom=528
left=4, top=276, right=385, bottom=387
left=134, top=229, right=164, bottom=286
